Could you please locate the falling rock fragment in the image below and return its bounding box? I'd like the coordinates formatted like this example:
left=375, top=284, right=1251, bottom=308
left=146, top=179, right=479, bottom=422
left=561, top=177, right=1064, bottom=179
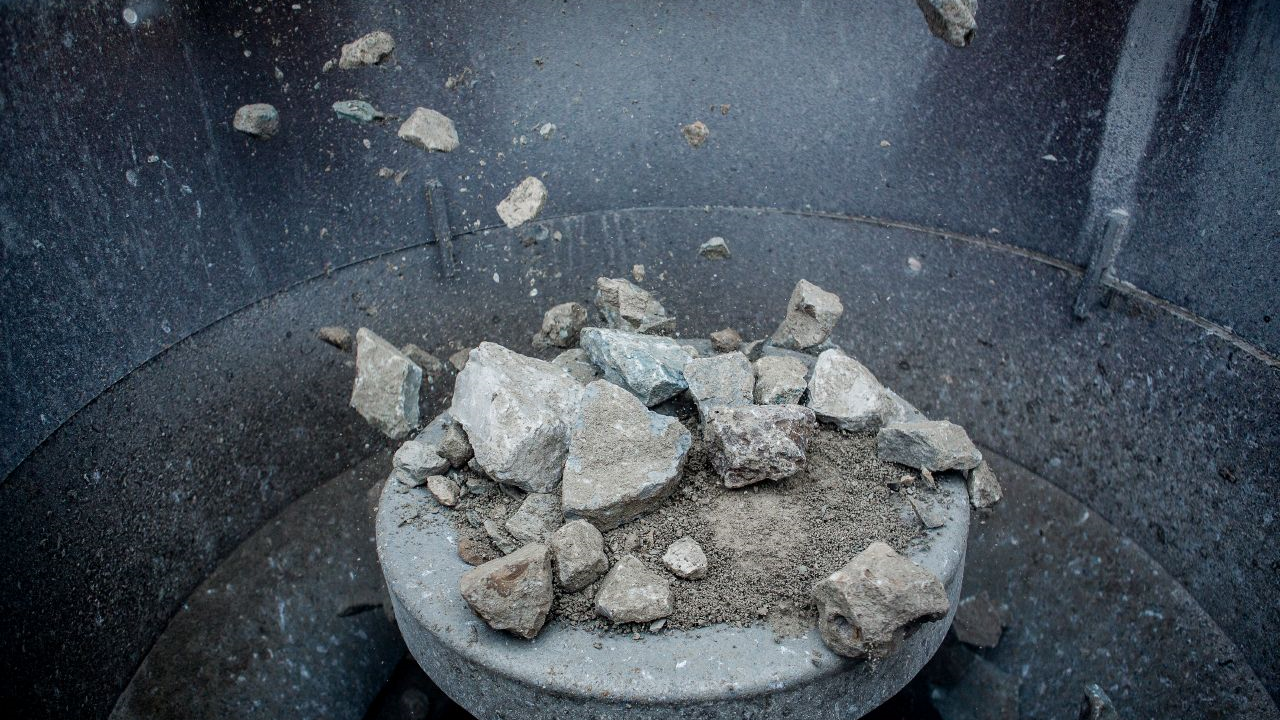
left=397, top=108, right=459, bottom=152
left=232, top=103, right=279, bottom=138
left=496, top=176, right=548, bottom=229
left=459, top=543, right=554, bottom=639
left=593, top=277, right=674, bottom=335
left=534, top=301, right=588, bottom=348
left=684, top=352, right=754, bottom=422
left=393, top=440, right=449, bottom=485
left=339, top=30, right=395, bottom=69
left=929, top=649, right=1020, bottom=720
left=662, top=537, right=708, bottom=580
left=594, top=555, right=674, bottom=624
left=332, top=99, right=385, bottom=123
left=876, top=420, right=982, bottom=472
left=966, top=460, right=1003, bottom=508
left=317, top=325, right=352, bottom=351
left=505, top=492, right=562, bottom=544
left=705, top=404, right=818, bottom=488
left=426, top=475, right=461, bottom=507
left=1078, top=683, right=1119, bottom=720
left=449, top=348, right=470, bottom=371
left=807, top=348, right=896, bottom=431
left=350, top=328, right=422, bottom=439
left=579, top=327, right=694, bottom=406
left=450, top=342, right=583, bottom=492
left=549, top=519, right=609, bottom=591
left=771, top=279, right=844, bottom=351
left=952, top=590, right=1003, bottom=649
left=699, top=236, right=731, bottom=259
left=710, top=328, right=742, bottom=353
left=753, top=355, right=809, bottom=405
left=914, top=0, right=977, bottom=49
left=562, top=380, right=691, bottom=530
left=681, top=120, right=709, bottom=148
left=812, top=541, right=949, bottom=659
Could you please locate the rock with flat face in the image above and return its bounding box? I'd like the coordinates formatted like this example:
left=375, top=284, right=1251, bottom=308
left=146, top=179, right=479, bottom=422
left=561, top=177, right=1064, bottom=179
left=317, top=325, right=352, bottom=351
left=705, top=404, right=818, bottom=488
left=876, top=420, right=982, bottom=472
left=232, top=103, right=279, bottom=138
left=401, top=344, right=451, bottom=390
left=662, top=537, right=708, bottom=580
left=952, top=590, right=1003, bottom=649
left=771, top=279, right=844, bottom=350
left=450, top=343, right=583, bottom=492
left=562, top=381, right=691, bottom=530
left=807, top=349, right=895, bottom=431
left=710, top=328, right=742, bottom=353
left=967, top=460, right=1003, bottom=508
left=593, top=277, right=674, bottom=335
left=699, top=236, right=731, bottom=259
left=754, top=355, right=809, bottom=405
left=459, top=543, right=554, bottom=639
left=496, top=176, right=548, bottom=228
left=339, top=30, right=395, bottom=69
left=350, top=328, right=422, bottom=439
left=392, top=440, right=449, bottom=485
left=534, top=302, right=588, bottom=348
left=594, top=555, right=673, bottom=624
left=552, top=348, right=602, bottom=385
left=484, top=520, right=519, bottom=555
left=579, top=328, right=694, bottom=406
left=684, top=352, right=753, bottom=422
left=811, top=542, right=949, bottom=659
left=411, top=412, right=472, bottom=469
left=426, top=475, right=461, bottom=507
left=504, top=493, right=563, bottom=544
left=549, top=519, right=609, bottom=591
left=398, top=108, right=459, bottom=152
left=333, top=99, right=385, bottom=124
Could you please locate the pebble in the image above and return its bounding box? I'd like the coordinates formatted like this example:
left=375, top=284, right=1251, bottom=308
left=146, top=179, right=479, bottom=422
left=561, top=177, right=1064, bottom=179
left=457, top=536, right=496, bottom=566
left=350, top=328, right=422, bottom=439
left=709, top=328, right=742, bottom=353
left=397, top=107, right=459, bottom=152
left=771, top=279, right=843, bottom=351
left=549, top=519, right=609, bottom=591
left=338, top=30, right=395, bottom=69
left=593, top=277, right=674, bottom=335
left=427, top=475, right=461, bottom=507
left=496, top=176, right=548, bottom=228
left=661, top=537, right=708, bottom=580
left=699, top=236, right=731, bottom=259
left=393, top=441, right=449, bottom=485
left=908, top=495, right=946, bottom=529
left=332, top=99, right=385, bottom=123
left=317, top=325, right=352, bottom=351
left=967, top=460, right=1003, bottom=508
left=232, top=103, right=279, bottom=138
left=594, top=555, right=673, bottom=624
left=459, top=543, right=554, bottom=639
left=681, top=120, right=709, bottom=148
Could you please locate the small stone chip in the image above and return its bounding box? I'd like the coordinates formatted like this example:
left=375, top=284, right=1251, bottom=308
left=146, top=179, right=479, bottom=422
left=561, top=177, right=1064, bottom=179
left=457, top=536, right=497, bottom=566
left=710, top=328, right=742, bottom=353
left=426, top=475, right=460, bottom=507
left=232, top=103, right=279, bottom=138
left=339, top=30, right=395, bottom=69
left=681, top=120, right=709, bottom=148
left=594, top=555, right=673, bottom=624
left=496, top=176, right=548, bottom=229
left=317, top=325, right=352, bottom=351
left=333, top=99, right=385, bottom=123
left=459, top=543, right=554, bottom=639
left=397, top=107, right=459, bottom=152
left=771, top=279, right=844, bottom=351
left=699, top=236, right=731, bottom=260
left=534, top=301, right=588, bottom=348
left=549, top=519, right=609, bottom=592
left=967, top=460, right=1003, bottom=508
left=662, top=537, right=708, bottom=580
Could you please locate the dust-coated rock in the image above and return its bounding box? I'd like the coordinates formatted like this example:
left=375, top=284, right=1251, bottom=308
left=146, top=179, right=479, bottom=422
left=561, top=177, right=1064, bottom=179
left=450, top=342, right=583, bottom=492
left=662, top=537, right=707, bottom=580
left=350, top=328, right=422, bottom=439
left=549, top=519, right=609, bottom=591
left=594, top=555, right=673, bottom=624
left=232, top=103, right=279, bottom=138
left=883, top=387, right=928, bottom=423
left=562, top=381, right=691, bottom=530
left=496, top=176, right=548, bottom=228
left=338, top=30, right=395, bottom=69
left=771, top=279, right=844, bottom=350
left=484, top=519, right=519, bottom=555
left=758, top=343, right=819, bottom=369
left=398, top=108, right=459, bottom=152
left=908, top=495, right=946, bottom=529
left=915, top=0, right=977, bottom=49
left=459, top=543, right=554, bottom=639
left=699, top=236, right=731, bottom=259
left=812, top=541, right=949, bottom=659
left=705, top=404, right=818, bottom=488
left=552, top=348, right=602, bottom=384
left=412, top=412, right=472, bottom=468
left=449, top=348, right=470, bottom=371
left=579, top=327, right=693, bottom=406
left=952, top=590, right=1003, bottom=649
left=426, top=475, right=460, bottom=507
left=710, top=328, right=742, bottom=353
left=393, top=440, right=449, bottom=485
left=807, top=348, right=896, bottom=431
left=753, top=355, right=809, bottom=405
left=876, top=420, right=982, bottom=472
left=534, top=301, right=587, bottom=348
left=683, top=352, right=753, bottom=422
left=681, top=120, right=709, bottom=148
left=317, top=325, right=352, bottom=351
left=593, top=277, right=674, bottom=335
left=332, top=99, right=385, bottom=123
left=505, top=493, right=562, bottom=544
left=966, top=460, right=1003, bottom=508
left=1079, top=684, right=1118, bottom=720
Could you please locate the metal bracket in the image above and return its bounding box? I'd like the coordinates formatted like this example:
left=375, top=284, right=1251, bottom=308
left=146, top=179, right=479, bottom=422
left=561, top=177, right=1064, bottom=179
left=425, top=179, right=456, bottom=279
left=1073, top=208, right=1130, bottom=319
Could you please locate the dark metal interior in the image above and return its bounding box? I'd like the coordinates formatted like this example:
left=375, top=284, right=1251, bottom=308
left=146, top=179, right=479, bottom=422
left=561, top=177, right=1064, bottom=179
left=1, top=1, right=1276, bottom=718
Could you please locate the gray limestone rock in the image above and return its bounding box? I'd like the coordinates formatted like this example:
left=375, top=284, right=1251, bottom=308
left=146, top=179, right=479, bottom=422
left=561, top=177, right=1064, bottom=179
left=710, top=328, right=742, bottom=353
left=876, top=420, right=982, bottom=472
left=332, top=99, right=385, bottom=124
left=562, top=381, right=692, bottom=530
left=483, top=519, right=519, bottom=555
left=232, top=103, right=279, bottom=139
left=579, top=327, right=693, bottom=406
left=534, top=302, right=587, bottom=348
left=915, top=0, right=977, bottom=49
left=448, top=348, right=470, bottom=371
left=759, top=343, right=819, bottom=368
left=504, top=493, right=562, bottom=544
left=884, top=388, right=928, bottom=423
left=317, top=325, right=352, bottom=351
left=807, top=348, right=895, bottom=431
left=392, top=440, right=449, bottom=485
left=459, top=543, right=554, bottom=639
left=661, top=537, right=708, bottom=580
left=593, top=277, right=674, bottom=335
left=753, top=355, right=809, bottom=405
left=426, top=475, right=460, bottom=507
left=496, top=176, right=548, bottom=229
left=338, top=30, right=395, bottom=69
left=350, top=328, right=422, bottom=439
left=771, top=279, right=844, bottom=350
left=705, top=404, right=818, bottom=488
left=812, top=541, right=949, bottom=659
left=549, top=519, right=609, bottom=592
left=966, top=460, right=1003, bottom=508
left=398, top=108, right=459, bottom=152
left=683, top=352, right=753, bottom=422
left=594, top=555, right=673, bottom=624
left=412, top=412, right=472, bottom=468
left=952, top=590, right=1003, bottom=649
left=450, top=343, right=582, bottom=493
left=552, top=348, right=602, bottom=385
left=699, top=236, right=731, bottom=260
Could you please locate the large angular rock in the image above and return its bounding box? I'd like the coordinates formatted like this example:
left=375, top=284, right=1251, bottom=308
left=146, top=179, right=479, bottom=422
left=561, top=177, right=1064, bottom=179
left=534, top=301, right=588, bottom=348
left=459, top=543, right=554, bottom=639
left=552, top=348, right=602, bottom=385
left=753, top=355, right=809, bottom=405
left=398, top=108, right=459, bottom=152
left=593, top=277, right=674, bottom=335
left=579, top=328, right=694, bottom=406
left=496, top=176, right=548, bottom=229
left=594, top=555, right=673, bottom=624
left=705, top=405, right=818, bottom=488
left=549, top=519, right=609, bottom=591
left=339, top=30, right=395, bottom=69
left=876, top=420, right=982, bottom=472
left=807, top=349, right=896, bottom=431
left=350, top=328, right=422, bottom=439
left=562, top=381, right=691, bottom=530
left=812, top=542, right=949, bottom=659
left=966, top=460, right=1003, bottom=508
left=662, top=537, right=708, bottom=580
left=504, top=493, right=562, bottom=544
left=683, top=352, right=753, bottom=422
left=771, top=279, right=844, bottom=350
left=450, top=343, right=583, bottom=492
